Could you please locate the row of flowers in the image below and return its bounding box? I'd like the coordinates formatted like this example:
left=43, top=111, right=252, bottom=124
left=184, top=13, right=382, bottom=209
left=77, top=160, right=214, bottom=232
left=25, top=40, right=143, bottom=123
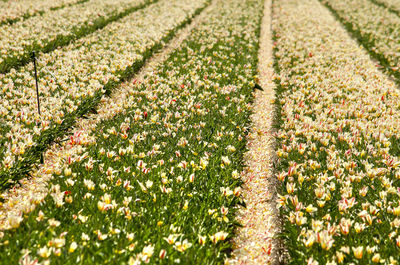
left=0, top=0, right=263, bottom=263
left=0, top=0, right=153, bottom=73
left=371, top=0, right=400, bottom=16
left=273, top=0, right=400, bottom=264
left=0, top=0, right=208, bottom=191
left=0, top=0, right=84, bottom=26
left=321, top=0, right=400, bottom=81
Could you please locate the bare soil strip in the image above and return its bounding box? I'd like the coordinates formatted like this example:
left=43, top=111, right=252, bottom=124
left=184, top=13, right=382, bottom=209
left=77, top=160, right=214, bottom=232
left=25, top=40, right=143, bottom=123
left=227, top=0, right=280, bottom=264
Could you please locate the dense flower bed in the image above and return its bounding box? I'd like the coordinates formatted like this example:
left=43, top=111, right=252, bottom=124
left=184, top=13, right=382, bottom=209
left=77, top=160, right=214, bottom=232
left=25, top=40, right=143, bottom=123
left=0, top=0, right=208, bottom=191
left=321, top=0, right=400, bottom=81
left=273, top=0, right=400, bottom=263
left=371, top=0, right=400, bottom=16
left=0, top=0, right=153, bottom=73
left=0, top=0, right=262, bottom=263
left=0, top=0, right=84, bottom=25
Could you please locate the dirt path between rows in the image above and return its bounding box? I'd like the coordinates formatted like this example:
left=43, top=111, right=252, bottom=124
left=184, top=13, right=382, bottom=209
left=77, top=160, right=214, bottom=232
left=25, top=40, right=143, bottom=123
left=227, top=0, right=281, bottom=263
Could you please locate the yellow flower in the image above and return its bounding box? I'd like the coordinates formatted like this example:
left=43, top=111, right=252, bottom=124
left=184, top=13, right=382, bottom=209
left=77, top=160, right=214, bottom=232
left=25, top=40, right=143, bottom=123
left=164, top=234, right=178, bottom=245
left=64, top=168, right=72, bottom=176
left=84, top=179, right=95, bottom=190
left=81, top=233, right=90, bottom=241
left=304, top=233, right=315, bottom=248
left=36, top=211, right=45, bottom=222
left=210, top=231, right=228, bottom=244
left=128, top=243, right=136, bottom=251
left=53, top=238, right=65, bottom=248
left=142, top=244, right=154, bottom=258
left=102, top=193, right=111, bottom=204
left=339, top=218, right=352, bottom=235
left=65, top=196, right=73, bottom=203
left=394, top=206, right=400, bottom=216
left=174, top=239, right=192, bottom=252
left=38, top=246, right=52, bottom=258
left=221, top=156, right=231, bottom=165
left=286, top=182, right=295, bottom=194
left=306, top=205, right=317, bottom=213
left=198, top=235, right=206, bottom=245
left=69, top=242, right=77, bottom=253
left=354, top=222, right=365, bottom=233
left=372, top=253, right=381, bottom=263
left=232, top=170, right=240, bottom=179
left=233, top=187, right=241, bottom=197
left=336, top=251, right=344, bottom=263
left=189, top=173, right=195, bottom=183
left=183, top=200, right=189, bottom=210
left=54, top=248, right=62, bottom=257
left=127, top=233, right=135, bottom=242
left=48, top=218, right=61, bottom=227
left=8, top=214, right=23, bottom=229
left=318, top=231, right=334, bottom=250
left=352, top=246, right=363, bottom=259
left=226, top=145, right=236, bottom=152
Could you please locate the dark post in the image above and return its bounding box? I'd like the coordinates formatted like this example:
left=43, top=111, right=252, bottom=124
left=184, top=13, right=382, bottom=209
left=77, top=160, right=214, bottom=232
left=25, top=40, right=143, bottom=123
left=31, top=51, right=44, bottom=163
left=31, top=51, right=41, bottom=115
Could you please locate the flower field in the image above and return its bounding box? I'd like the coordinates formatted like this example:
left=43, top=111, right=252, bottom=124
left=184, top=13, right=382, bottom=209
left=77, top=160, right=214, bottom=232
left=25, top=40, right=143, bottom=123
left=2, top=0, right=400, bottom=263
left=321, top=0, right=400, bottom=81
left=372, top=0, right=400, bottom=14
left=274, top=0, right=400, bottom=263
left=0, top=0, right=154, bottom=73
left=0, top=0, right=264, bottom=263
left=0, top=0, right=85, bottom=26
left=0, top=0, right=206, bottom=191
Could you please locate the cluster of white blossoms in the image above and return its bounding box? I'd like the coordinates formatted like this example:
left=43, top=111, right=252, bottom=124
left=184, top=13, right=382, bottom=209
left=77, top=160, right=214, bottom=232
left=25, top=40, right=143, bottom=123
left=322, top=0, right=400, bottom=72
left=0, top=0, right=263, bottom=264
left=0, top=0, right=151, bottom=68
left=274, top=0, right=400, bottom=264
left=0, top=0, right=82, bottom=24
left=0, top=0, right=207, bottom=175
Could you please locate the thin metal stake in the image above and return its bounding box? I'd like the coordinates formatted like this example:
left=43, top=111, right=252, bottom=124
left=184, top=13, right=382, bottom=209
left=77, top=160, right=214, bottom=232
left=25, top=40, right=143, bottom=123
left=32, top=51, right=41, bottom=116
left=31, top=51, right=44, bottom=163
